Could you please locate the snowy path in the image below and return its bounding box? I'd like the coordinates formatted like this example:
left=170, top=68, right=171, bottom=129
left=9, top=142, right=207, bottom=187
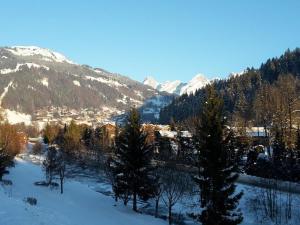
left=0, top=157, right=167, bottom=225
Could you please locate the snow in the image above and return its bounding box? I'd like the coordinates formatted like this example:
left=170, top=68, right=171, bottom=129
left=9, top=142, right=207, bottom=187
left=0, top=81, right=13, bottom=105
left=117, top=95, right=127, bottom=104
left=4, top=109, right=32, bottom=125
left=0, top=63, right=49, bottom=74
left=0, top=81, right=31, bottom=125
left=228, top=70, right=247, bottom=79
left=6, top=46, right=74, bottom=64
left=1, top=156, right=167, bottom=225
left=2, top=146, right=300, bottom=225
left=73, top=80, right=81, bottom=87
left=143, top=74, right=210, bottom=95
left=143, top=76, right=159, bottom=89
left=180, top=74, right=210, bottom=95
left=159, top=130, right=177, bottom=138
left=159, top=80, right=182, bottom=94
left=85, top=75, right=126, bottom=88
left=40, top=78, right=49, bottom=87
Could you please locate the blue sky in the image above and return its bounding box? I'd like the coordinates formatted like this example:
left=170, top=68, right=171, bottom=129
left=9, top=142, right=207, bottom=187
left=0, top=0, right=299, bottom=82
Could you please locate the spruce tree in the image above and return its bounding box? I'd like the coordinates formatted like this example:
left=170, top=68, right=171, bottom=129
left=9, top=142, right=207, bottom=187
left=194, top=86, right=243, bottom=225
left=111, top=107, right=156, bottom=211
left=272, top=128, right=285, bottom=179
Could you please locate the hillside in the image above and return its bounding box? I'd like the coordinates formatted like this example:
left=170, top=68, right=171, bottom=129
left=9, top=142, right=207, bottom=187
left=0, top=46, right=172, bottom=125
left=159, top=48, right=300, bottom=124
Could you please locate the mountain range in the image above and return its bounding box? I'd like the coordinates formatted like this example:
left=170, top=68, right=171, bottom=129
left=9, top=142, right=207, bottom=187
left=143, top=74, right=210, bottom=95
left=0, top=46, right=173, bottom=125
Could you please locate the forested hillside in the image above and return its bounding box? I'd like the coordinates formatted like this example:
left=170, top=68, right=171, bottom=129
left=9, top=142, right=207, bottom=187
left=160, top=48, right=300, bottom=125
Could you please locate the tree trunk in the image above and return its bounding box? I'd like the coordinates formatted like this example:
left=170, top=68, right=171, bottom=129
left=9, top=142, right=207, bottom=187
left=168, top=203, right=172, bottom=225
left=133, top=191, right=137, bottom=211
left=155, top=198, right=159, bottom=218
left=60, top=177, right=63, bottom=194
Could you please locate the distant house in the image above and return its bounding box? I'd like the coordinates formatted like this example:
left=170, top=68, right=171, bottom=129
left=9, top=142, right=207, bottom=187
left=233, top=127, right=268, bottom=146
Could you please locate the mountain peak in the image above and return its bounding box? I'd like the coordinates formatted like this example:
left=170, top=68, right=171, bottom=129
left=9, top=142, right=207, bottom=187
left=143, top=76, right=159, bottom=89
left=143, top=73, right=210, bottom=95
left=179, top=73, right=210, bottom=95
left=5, top=46, right=74, bottom=64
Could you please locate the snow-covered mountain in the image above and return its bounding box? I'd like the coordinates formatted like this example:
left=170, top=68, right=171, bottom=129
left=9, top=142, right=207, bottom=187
left=143, top=73, right=210, bottom=95
left=179, top=74, right=210, bottom=95
left=0, top=46, right=173, bottom=124
left=143, top=76, right=159, bottom=89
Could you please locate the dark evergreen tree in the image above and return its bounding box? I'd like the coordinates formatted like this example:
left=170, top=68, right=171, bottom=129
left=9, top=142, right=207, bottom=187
left=0, top=148, right=12, bottom=180
left=193, top=87, right=243, bottom=225
left=111, top=108, right=157, bottom=211
left=272, top=128, right=285, bottom=178
left=82, top=127, right=93, bottom=149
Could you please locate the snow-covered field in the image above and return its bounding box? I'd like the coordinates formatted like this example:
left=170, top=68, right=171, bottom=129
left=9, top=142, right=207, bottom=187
left=1, top=149, right=300, bottom=225
left=0, top=157, right=166, bottom=225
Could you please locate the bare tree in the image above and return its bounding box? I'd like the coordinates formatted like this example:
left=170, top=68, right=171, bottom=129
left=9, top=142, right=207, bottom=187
left=153, top=168, right=163, bottom=218
left=275, top=74, right=299, bottom=147
left=161, top=166, right=190, bottom=225
left=56, top=151, right=66, bottom=194
left=43, top=146, right=59, bottom=185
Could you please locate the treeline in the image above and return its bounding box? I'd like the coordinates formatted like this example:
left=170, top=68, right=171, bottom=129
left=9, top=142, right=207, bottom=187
left=43, top=121, right=114, bottom=165
left=160, top=48, right=300, bottom=125
left=0, top=122, right=28, bottom=180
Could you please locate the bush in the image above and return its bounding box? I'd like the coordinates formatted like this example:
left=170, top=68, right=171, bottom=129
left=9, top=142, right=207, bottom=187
left=1, top=179, right=12, bottom=186
left=32, top=142, right=43, bottom=155
left=24, top=197, right=37, bottom=205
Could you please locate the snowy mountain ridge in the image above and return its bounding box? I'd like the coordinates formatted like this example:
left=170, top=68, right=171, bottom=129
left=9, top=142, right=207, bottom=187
left=143, top=73, right=210, bottom=95
left=0, top=46, right=173, bottom=125
left=5, top=46, right=74, bottom=64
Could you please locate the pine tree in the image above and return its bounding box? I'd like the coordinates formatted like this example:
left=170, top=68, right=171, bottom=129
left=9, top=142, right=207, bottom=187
left=111, top=107, right=157, bottom=211
left=0, top=148, right=11, bottom=180
left=272, top=128, right=285, bottom=179
left=194, top=86, right=243, bottom=225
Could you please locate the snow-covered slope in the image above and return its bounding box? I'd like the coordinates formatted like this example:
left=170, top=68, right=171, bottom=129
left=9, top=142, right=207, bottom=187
left=143, top=74, right=210, bottom=95
left=143, top=76, right=159, bottom=89
left=179, top=74, right=210, bottom=95
left=158, top=80, right=183, bottom=94
left=0, top=46, right=171, bottom=123
left=5, top=46, right=74, bottom=64
left=1, top=156, right=166, bottom=225
left=2, top=147, right=300, bottom=225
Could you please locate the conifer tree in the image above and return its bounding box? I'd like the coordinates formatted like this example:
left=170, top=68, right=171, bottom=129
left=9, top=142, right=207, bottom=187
left=111, top=107, right=157, bottom=211
left=194, top=86, right=243, bottom=225
left=272, top=128, right=285, bottom=178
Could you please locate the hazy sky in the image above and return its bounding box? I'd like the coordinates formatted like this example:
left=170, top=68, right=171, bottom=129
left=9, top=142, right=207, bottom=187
left=0, top=0, right=299, bottom=82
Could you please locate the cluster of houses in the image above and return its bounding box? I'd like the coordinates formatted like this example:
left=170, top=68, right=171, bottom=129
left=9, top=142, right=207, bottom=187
left=32, top=106, right=124, bottom=130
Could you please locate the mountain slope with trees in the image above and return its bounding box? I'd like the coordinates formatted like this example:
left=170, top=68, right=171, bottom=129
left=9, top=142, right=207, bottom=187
left=159, top=48, right=300, bottom=126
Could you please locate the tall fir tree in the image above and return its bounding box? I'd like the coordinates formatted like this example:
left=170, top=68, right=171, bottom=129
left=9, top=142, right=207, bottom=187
left=272, top=128, right=285, bottom=179
left=111, top=107, right=157, bottom=211
left=194, top=86, right=243, bottom=225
